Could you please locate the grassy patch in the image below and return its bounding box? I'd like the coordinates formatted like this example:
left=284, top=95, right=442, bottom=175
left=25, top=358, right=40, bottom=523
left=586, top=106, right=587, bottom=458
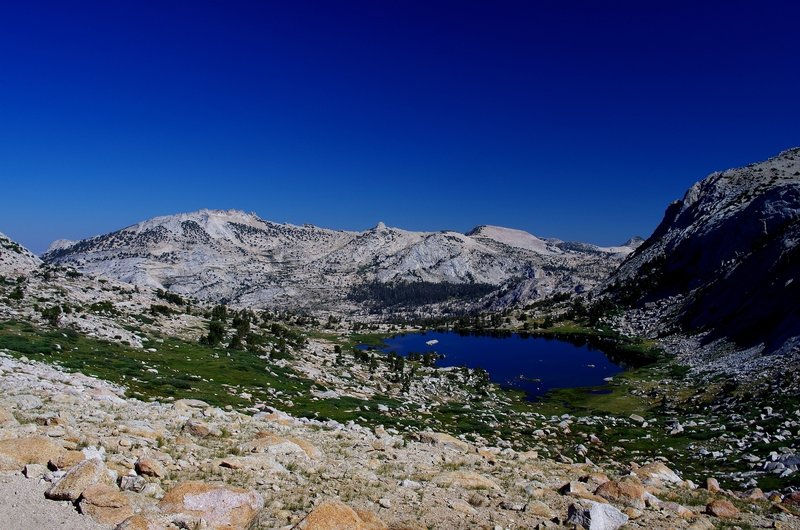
left=0, top=320, right=400, bottom=429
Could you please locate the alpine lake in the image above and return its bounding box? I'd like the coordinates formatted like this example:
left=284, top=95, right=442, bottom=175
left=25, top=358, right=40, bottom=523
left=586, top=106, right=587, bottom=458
left=362, top=330, right=649, bottom=400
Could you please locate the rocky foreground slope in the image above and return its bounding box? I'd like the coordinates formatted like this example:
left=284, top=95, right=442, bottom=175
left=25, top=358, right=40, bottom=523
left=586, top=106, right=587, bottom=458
left=1, top=351, right=798, bottom=530
left=602, top=147, right=800, bottom=355
left=41, top=211, right=637, bottom=314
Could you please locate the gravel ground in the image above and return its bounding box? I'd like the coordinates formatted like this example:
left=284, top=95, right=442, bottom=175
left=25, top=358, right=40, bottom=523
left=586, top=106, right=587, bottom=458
left=0, top=473, right=110, bottom=530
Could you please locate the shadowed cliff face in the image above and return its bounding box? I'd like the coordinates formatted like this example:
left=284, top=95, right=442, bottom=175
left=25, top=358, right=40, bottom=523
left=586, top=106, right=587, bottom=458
left=604, top=148, right=800, bottom=353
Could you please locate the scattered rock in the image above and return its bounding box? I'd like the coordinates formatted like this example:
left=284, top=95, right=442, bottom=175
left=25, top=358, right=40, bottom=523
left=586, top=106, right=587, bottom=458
left=526, top=500, right=554, bottom=518
left=419, top=431, right=472, bottom=453
left=432, top=471, right=500, bottom=490
left=135, top=457, right=165, bottom=478
left=467, top=492, right=491, bottom=507
left=294, top=499, right=386, bottom=529
left=239, top=433, right=321, bottom=459
left=113, top=515, right=160, bottom=530
left=448, top=499, right=477, bottom=515
left=706, top=499, right=739, bottom=518
left=634, top=462, right=682, bottom=485
left=51, top=450, right=87, bottom=470
left=78, top=483, right=134, bottom=525
left=23, top=463, right=48, bottom=479
left=158, top=481, right=264, bottom=530
left=742, top=487, right=765, bottom=500
left=119, top=475, right=148, bottom=493
left=399, top=479, right=421, bottom=490
left=659, top=501, right=695, bottom=519
left=183, top=419, right=219, bottom=438
left=0, top=436, right=65, bottom=471
left=567, top=500, right=629, bottom=530
left=45, top=458, right=109, bottom=502
left=594, top=476, right=645, bottom=509
left=560, top=480, right=604, bottom=502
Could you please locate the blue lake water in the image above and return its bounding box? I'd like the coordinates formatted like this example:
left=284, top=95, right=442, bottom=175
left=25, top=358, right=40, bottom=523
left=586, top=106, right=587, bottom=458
left=374, top=331, right=626, bottom=400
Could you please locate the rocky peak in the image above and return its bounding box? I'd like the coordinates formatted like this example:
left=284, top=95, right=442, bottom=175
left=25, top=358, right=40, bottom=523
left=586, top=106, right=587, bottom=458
left=622, top=236, right=645, bottom=248
left=39, top=213, right=628, bottom=311
left=603, top=147, right=800, bottom=353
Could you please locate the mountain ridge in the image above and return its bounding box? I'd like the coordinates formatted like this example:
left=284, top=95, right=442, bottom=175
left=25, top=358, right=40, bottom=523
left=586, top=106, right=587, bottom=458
left=41, top=212, right=637, bottom=313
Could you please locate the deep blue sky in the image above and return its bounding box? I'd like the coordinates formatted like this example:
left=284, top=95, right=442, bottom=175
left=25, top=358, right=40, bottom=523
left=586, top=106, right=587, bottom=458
left=1, top=1, right=798, bottom=253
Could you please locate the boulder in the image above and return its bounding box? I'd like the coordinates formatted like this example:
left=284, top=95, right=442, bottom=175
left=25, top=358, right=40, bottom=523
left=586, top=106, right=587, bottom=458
left=418, top=431, right=472, bottom=453
left=0, top=436, right=65, bottom=471
left=526, top=500, right=555, bottom=518
left=659, top=501, right=695, bottom=519
left=294, top=500, right=386, bottom=529
left=448, top=499, right=477, bottom=515
left=742, top=487, right=765, bottom=500
left=45, top=458, right=109, bottom=501
left=594, top=476, right=646, bottom=509
left=119, top=475, right=148, bottom=493
left=634, top=462, right=682, bottom=485
left=183, top=419, right=220, bottom=437
left=566, top=500, right=629, bottom=530
left=113, top=515, right=164, bottom=530
left=239, top=433, right=321, bottom=459
left=135, top=457, right=166, bottom=478
left=78, top=483, right=134, bottom=525
left=50, top=450, right=86, bottom=470
left=706, top=499, right=739, bottom=518
left=560, top=480, right=605, bottom=502
left=23, top=463, right=48, bottom=479
left=158, top=481, right=264, bottom=530
left=173, top=399, right=211, bottom=410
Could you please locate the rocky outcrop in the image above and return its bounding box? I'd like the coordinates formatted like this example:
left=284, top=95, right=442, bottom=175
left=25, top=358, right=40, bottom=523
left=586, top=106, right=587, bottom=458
left=158, top=481, right=264, bottom=530
left=45, top=458, right=110, bottom=502
left=566, top=499, right=629, bottom=530
left=0, top=231, right=41, bottom=277
left=293, top=500, right=386, bottom=530
left=603, top=147, right=800, bottom=354
left=77, top=483, right=134, bottom=525
left=0, top=436, right=65, bottom=471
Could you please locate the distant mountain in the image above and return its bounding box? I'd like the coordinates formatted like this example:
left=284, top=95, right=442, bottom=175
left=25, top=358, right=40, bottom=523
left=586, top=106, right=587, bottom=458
left=0, top=231, right=42, bottom=277
left=42, top=210, right=637, bottom=313
left=602, top=147, right=800, bottom=353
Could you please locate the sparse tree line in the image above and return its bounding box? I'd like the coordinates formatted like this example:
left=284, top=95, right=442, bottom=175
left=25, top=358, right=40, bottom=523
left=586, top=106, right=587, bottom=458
left=335, top=342, right=489, bottom=396
left=198, top=304, right=308, bottom=359
left=348, top=280, right=496, bottom=309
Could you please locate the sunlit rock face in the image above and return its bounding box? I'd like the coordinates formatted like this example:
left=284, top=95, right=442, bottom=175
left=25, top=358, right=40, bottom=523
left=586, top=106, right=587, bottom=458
left=42, top=209, right=634, bottom=312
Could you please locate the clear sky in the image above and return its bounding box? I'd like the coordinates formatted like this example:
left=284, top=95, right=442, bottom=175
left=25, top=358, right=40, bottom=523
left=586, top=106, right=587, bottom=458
left=1, top=1, right=798, bottom=254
